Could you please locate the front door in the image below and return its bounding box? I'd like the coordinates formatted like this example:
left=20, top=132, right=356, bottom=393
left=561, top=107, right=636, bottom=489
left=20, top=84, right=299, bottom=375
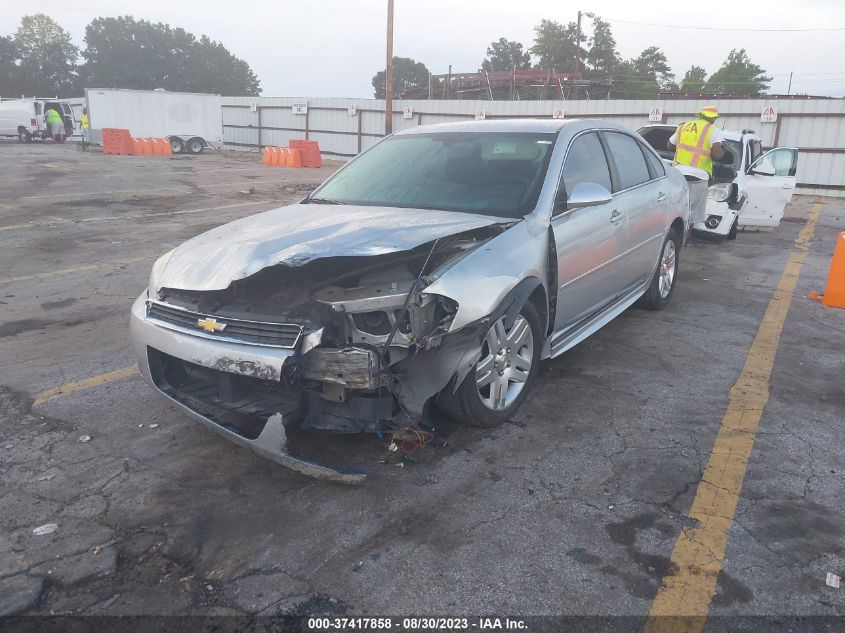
left=741, top=148, right=799, bottom=228
left=552, top=132, right=629, bottom=332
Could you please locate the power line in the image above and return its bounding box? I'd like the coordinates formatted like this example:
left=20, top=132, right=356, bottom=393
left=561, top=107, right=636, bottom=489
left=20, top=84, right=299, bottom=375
left=604, top=17, right=845, bottom=32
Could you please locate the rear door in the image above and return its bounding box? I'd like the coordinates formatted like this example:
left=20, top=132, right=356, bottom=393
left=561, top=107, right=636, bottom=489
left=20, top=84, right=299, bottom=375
left=552, top=131, right=629, bottom=331
left=741, top=148, right=799, bottom=227
left=59, top=103, right=74, bottom=133
left=602, top=131, right=668, bottom=291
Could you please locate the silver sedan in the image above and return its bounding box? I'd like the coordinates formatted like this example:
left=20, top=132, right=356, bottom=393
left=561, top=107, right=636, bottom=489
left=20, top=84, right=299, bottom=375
left=130, top=119, right=689, bottom=482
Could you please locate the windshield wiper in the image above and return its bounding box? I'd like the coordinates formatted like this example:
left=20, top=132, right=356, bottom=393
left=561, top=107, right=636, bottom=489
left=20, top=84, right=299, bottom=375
left=304, top=197, right=346, bottom=205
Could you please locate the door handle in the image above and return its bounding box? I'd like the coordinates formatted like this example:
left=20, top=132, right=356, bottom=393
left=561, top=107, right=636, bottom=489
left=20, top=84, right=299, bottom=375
left=610, top=209, right=624, bottom=223
left=657, top=191, right=667, bottom=202
left=781, top=183, right=794, bottom=189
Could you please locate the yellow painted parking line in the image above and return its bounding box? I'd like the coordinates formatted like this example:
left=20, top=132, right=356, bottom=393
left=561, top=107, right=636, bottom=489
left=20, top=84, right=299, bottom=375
left=0, top=255, right=152, bottom=284
left=644, top=200, right=823, bottom=633
left=33, top=365, right=138, bottom=405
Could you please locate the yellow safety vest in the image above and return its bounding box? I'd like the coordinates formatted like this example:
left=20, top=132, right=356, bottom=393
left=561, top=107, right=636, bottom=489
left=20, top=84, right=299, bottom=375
left=80, top=113, right=88, bottom=129
left=673, top=119, right=715, bottom=175
left=45, top=108, right=62, bottom=124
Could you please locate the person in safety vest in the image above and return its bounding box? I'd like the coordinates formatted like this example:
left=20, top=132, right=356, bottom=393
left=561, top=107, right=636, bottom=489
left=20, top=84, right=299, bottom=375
left=80, top=107, right=89, bottom=150
left=667, top=105, right=725, bottom=178
left=45, top=107, right=65, bottom=143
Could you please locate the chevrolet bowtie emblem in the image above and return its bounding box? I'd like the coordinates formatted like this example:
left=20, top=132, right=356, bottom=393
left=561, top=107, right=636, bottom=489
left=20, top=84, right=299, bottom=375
left=196, top=317, right=226, bottom=333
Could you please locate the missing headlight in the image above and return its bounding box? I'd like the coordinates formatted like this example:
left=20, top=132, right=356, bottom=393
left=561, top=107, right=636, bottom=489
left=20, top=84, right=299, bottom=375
left=352, top=311, right=395, bottom=336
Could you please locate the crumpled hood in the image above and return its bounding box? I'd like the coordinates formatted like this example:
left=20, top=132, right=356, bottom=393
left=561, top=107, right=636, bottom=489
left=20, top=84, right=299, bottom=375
left=156, top=203, right=508, bottom=291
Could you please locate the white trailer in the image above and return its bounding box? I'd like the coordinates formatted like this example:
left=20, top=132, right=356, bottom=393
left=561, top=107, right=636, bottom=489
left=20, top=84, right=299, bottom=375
left=85, top=88, right=223, bottom=154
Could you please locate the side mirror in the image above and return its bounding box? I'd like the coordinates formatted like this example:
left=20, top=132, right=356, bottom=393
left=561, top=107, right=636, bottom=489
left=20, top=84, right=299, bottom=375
left=750, top=163, right=776, bottom=176
left=566, top=182, right=613, bottom=210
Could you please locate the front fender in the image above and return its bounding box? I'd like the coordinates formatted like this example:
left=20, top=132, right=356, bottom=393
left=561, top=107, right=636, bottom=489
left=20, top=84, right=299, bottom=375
left=423, top=219, right=549, bottom=332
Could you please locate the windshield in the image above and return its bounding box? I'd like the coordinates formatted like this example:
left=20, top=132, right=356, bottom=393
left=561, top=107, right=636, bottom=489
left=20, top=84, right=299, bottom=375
left=310, top=132, right=557, bottom=218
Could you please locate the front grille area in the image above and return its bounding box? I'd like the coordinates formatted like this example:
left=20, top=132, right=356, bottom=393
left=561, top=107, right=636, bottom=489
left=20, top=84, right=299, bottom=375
left=146, top=300, right=302, bottom=348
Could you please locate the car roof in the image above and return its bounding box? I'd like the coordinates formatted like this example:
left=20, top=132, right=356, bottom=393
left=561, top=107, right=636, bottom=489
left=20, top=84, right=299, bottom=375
left=637, top=123, right=759, bottom=142
left=395, top=118, right=633, bottom=136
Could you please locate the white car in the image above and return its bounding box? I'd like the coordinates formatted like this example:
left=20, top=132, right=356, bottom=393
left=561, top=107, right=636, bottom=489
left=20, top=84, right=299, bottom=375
left=638, top=125, right=799, bottom=239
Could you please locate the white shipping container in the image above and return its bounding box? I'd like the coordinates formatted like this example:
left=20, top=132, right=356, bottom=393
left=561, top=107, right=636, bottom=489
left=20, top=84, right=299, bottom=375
left=86, top=88, right=224, bottom=151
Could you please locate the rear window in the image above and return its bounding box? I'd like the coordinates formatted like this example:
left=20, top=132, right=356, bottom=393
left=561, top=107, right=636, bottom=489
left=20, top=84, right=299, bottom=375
left=604, top=132, right=651, bottom=191
left=641, top=143, right=666, bottom=178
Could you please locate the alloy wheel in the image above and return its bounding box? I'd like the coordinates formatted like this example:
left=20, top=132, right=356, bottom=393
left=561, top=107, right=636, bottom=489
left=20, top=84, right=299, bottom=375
left=659, top=239, right=676, bottom=299
left=476, top=314, right=534, bottom=410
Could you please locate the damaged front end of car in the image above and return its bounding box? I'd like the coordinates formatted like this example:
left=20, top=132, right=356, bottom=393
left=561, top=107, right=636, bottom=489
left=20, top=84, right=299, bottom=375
left=132, top=219, right=520, bottom=483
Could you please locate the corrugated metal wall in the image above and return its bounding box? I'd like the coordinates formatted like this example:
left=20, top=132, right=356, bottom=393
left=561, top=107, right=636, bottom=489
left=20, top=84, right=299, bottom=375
left=222, top=96, right=845, bottom=193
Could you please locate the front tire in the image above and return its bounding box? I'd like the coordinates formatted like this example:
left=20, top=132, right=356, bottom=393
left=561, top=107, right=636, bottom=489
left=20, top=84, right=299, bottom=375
left=438, top=300, right=542, bottom=427
left=18, top=128, right=32, bottom=143
left=639, top=228, right=681, bottom=311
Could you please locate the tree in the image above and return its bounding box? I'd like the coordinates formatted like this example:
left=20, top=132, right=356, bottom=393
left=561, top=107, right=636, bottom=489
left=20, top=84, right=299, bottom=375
left=632, top=46, right=674, bottom=89
left=8, top=14, right=78, bottom=96
left=80, top=16, right=260, bottom=95
left=585, top=17, right=618, bottom=78
left=704, top=49, right=771, bottom=95
left=679, top=65, right=708, bottom=93
left=0, top=36, right=19, bottom=96
left=481, top=38, right=531, bottom=72
left=372, top=56, right=429, bottom=98
left=607, top=47, right=673, bottom=99
left=529, top=19, right=583, bottom=70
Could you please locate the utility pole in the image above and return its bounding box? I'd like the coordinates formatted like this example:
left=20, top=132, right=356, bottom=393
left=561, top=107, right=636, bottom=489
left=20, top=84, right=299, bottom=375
left=576, top=11, right=582, bottom=75
left=787, top=71, right=793, bottom=96
left=575, top=11, right=594, bottom=76
left=385, top=0, right=394, bottom=134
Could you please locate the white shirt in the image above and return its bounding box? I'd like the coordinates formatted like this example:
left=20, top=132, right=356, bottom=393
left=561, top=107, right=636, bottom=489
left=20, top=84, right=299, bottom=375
left=669, top=124, right=724, bottom=146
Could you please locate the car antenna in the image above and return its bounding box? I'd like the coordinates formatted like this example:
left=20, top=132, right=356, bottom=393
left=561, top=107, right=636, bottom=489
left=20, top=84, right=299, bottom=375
left=382, top=238, right=439, bottom=353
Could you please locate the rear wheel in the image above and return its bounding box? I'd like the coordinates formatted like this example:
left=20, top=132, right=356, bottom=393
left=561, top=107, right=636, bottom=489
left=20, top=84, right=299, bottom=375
left=187, top=137, right=205, bottom=154
left=169, top=136, right=185, bottom=154
left=639, top=228, right=681, bottom=311
left=18, top=128, right=32, bottom=143
left=438, top=300, right=542, bottom=427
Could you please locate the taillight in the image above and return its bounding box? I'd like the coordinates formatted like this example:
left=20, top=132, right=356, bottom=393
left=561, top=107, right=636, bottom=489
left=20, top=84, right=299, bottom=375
left=31, top=118, right=37, bottom=126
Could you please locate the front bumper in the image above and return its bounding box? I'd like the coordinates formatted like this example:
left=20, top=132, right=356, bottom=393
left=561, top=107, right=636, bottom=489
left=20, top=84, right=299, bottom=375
left=692, top=200, right=738, bottom=238
left=130, top=292, right=367, bottom=484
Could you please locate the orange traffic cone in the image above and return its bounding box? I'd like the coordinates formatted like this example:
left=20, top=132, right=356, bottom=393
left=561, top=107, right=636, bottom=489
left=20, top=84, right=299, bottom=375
left=276, top=148, right=288, bottom=167
left=160, top=138, right=173, bottom=156
left=810, top=232, right=845, bottom=308
left=262, top=146, right=273, bottom=166
left=153, top=138, right=165, bottom=156
left=141, top=138, right=153, bottom=156
left=288, top=148, right=302, bottom=168
left=131, top=137, right=143, bottom=155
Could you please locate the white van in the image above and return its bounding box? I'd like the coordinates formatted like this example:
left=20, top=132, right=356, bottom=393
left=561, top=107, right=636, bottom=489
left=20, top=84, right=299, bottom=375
left=0, top=98, right=76, bottom=142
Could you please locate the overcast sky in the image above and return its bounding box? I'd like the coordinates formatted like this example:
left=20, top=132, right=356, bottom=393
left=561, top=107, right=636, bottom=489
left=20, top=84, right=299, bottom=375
left=4, top=0, right=845, bottom=97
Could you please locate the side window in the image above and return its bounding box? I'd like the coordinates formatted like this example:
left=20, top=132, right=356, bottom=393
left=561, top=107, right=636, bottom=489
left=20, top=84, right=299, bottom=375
left=604, top=132, right=651, bottom=192
left=640, top=142, right=665, bottom=179
left=751, top=148, right=797, bottom=177
left=561, top=133, right=612, bottom=199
